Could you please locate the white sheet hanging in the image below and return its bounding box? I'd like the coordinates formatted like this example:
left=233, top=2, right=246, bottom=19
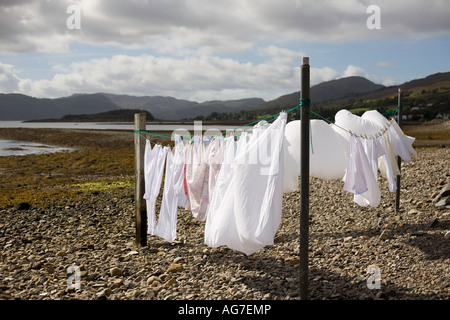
left=343, top=135, right=381, bottom=207
left=154, top=148, right=178, bottom=242
left=361, top=110, right=416, bottom=161
left=376, top=132, right=397, bottom=192
left=172, top=140, right=187, bottom=207
left=334, top=109, right=382, bottom=141
left=204, top=112, right=287, bottom=255
left=207, top=138, right=224, bottom=202
left=185, top=142, right=210, bottom=221
left=144, top=143, right=168, bottom=234
left=283, top=119, right=349, bottom=193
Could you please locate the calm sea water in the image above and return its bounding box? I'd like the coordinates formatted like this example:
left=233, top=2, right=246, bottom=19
left=0, top=139, right=74, bottom=157
left=0, top=121, right=242, bottom=131
left=0, top=121, right=249, bottom=156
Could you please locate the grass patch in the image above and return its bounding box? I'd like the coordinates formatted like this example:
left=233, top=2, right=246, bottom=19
left=70, top=180, right=133, bottom=193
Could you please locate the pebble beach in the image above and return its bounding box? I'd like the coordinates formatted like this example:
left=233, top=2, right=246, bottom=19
left=0, top=124, right=449, bottom=301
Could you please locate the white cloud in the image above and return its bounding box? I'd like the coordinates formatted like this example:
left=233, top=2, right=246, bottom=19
left=8, top=52, right=401, bottom=101
left=1, top=0, right=449, bottom=54
left=0, top=62, right=20, bottom=92
left=311, top=67, right=340, bottom=86
left=13, top=51, right=307, bottom=101
left=342, top=65, right=369, bottom=78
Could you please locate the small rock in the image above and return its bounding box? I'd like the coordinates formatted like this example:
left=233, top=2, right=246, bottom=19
left=164, top=278, right=177, bottom=287
left=109, top=267, right=123, bottom=277
left=166, top=263, right=183, bottom=273
left=408, top=209, right=419, bottom=214
left=435, top=198, right=450, bottom=207
left=173, top=257, right=183, bottom=263
left=55, top=250, right=66, bottom=257
left=263, top=293, right=272, bottom=299
left=274, top=235, right=286, bottom=243
left=146, top=276, right=160, bottom=287
left=444, top=230, right=450, bottom=239
left=111, top=278, right=124, bottom=289
left=284, top=257, right=300, bottom=265
left=79, top=271, right=88, bottom=278
left=31, top=261, right=44, bottom=270
left=435, top=184, right=450, bottom=200
left=411, top=230, right=425, bottom=237
left=379, top=230, right=393, bottom=240
left=429, top=218, right=439, bottom=228
left=127, top=251, right=139, bottom=256
left=96, top=288, right=112, bottom=299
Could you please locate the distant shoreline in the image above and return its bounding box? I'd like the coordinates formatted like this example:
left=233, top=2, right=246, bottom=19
left=22, top=119, right=251, bottom=126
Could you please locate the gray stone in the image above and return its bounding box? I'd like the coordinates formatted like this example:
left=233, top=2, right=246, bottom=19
left=96, top=288, right=112, bottom=299
left=434, top=184, right=450, bottom=203
left=445, top=231, right=450, bottom=239
left=435, top=198, right=449, bottom=207
left=379, top=230, right=393, bottom=240
left=411, top=230, right=425, bottom=237
left=109, top=267, right=123, bottom=277
left=166, top=263, right=183, bottom=273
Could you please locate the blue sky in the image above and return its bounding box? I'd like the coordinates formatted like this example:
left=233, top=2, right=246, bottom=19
left=0, top=0, right=449, bottom=102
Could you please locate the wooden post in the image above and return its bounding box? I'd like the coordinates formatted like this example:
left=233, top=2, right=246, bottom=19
left=134, top=113, right=147, bottom=247
left=299, top=57, right=310, bottom=300
left=395, top=89, right=403, bottom=213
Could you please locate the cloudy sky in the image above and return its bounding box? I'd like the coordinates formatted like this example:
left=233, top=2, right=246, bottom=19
left=0, top=0, right=449, bottom=102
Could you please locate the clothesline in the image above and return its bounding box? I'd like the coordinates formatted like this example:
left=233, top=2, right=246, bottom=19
left=134, top=99, right=310, bottom=144
left=134, top=99, right=402, bottom=145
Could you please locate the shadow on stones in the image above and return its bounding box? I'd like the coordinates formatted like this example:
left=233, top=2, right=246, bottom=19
left=312, top=219, right=450, bottom=260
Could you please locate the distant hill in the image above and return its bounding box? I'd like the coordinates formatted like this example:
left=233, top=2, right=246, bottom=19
left=345, top=71, right=450, bottom=102
left=0, top=92, right=264, bottom=121
left=1, top=71, right=448, bottom=121
left=0, top=93, right=120, bottom=121
left=250, top=76, right=385, bottom=111
left=25, top=109, right=154, bottom=122
left=102, top=93, right=265, bottom=120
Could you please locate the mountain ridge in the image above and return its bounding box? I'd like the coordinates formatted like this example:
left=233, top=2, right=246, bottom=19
left=1, top=71, right=448, bottom=121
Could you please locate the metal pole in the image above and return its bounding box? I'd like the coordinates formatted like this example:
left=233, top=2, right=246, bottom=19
left=134, top=113, right=147, bottom=247
left=299, top=57, right=310, bottom=300
left=395, top=89, right=403, bottom=213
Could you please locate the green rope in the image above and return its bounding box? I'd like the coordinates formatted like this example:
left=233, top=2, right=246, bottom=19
left=309, top=109, right=352, bottom=134
left=382, top=105, right=402, bottom=116
left=135, top=99, right=400, bottom=140
left=134, top=98, right=310, bottom=139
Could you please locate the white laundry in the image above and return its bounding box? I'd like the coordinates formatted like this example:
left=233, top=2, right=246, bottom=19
left=143, top=143, right=168, bottom=234
left=141, top=106, right=417, bottom=250
left=343, top=135, right=381, bottom=207
left=172, top=140, right=187, bottom=208
left=283, top=119, right=349, bottom=193
left=154, top=148, right=178, bottom=242
left=204, top=112, right=287, bottom=255
left=206, top=138, right=224, bottom=202
left=334, top=109, right=382, bottom=142
left=376, top=132, right=397, bottom=192
left=361, top=110, right=415, bottom=182
left=185, top=142, right=210, bottom=221
left=362, top=110, right=416, bottom=161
